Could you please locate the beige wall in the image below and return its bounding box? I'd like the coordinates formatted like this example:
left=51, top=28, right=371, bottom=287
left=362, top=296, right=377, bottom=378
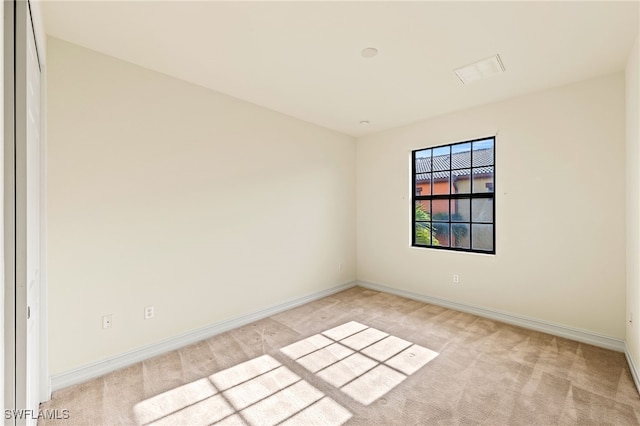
left=357, top=73, right=626, bottom=338
left=46, top=38, right=356, bottom=375
left=47, top=34, right=632, bottom=378
left=626, top=35, right=640, bottom=369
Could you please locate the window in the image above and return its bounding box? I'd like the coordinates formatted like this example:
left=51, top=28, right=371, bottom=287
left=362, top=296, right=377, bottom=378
left=412, top=137, right=495, bottom=253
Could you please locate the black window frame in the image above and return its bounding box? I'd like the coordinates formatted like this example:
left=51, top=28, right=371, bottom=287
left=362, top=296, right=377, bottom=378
left=412, top=136, right=496, bottom=254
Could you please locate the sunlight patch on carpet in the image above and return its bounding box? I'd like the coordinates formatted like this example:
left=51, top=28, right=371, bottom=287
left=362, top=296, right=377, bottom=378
left=133, top=355, right=352, bottom=425
left=281, top=321, right=439, bottom=406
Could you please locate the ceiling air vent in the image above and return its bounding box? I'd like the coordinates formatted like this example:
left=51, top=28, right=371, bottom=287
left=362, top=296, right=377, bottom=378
left=454, top=54, right=505, bottom=85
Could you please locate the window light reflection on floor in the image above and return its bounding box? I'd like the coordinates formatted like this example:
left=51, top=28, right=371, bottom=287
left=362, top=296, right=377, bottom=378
left=280, top=321, right=439, bottom=405
left=133, top=355, right=352, bottom=426
left=133, top=321, right=437, bottom=425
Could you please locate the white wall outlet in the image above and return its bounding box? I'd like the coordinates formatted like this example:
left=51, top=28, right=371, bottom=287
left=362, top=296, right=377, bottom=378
left=453, top=274, right=460, bottom=283
left=102, top=314, right=113, bottom=329
left=144, top=306, right=154, bottom=319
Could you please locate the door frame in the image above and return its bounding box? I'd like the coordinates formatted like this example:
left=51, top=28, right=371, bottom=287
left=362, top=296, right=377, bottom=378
left=3, top=0, right=17, bottom=413
left=3, top=0, right=48, bottom=420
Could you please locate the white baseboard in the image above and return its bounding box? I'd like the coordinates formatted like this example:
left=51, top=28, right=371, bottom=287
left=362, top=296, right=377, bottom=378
left=51, top=279, right=629, bottom=393
left=357, top=280, right=626, bottom=352
left=50, top=281, right=357, bottom=391
left=625, top=343, right=640, bottom=395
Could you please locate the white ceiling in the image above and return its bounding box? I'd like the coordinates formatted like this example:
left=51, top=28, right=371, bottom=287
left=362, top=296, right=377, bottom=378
left=41, top=1, right=639, bottom=137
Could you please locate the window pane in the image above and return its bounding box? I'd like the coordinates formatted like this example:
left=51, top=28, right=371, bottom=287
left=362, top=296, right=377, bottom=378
left=415, top=223, right=434, bottom=246
left=451, top=224, right=470, bottom=249
left=414, top=149, right=432, bottom=172
left=472, top=166, right=494, bottom=193
left=451, top=198, right=470, bottom=222
left=431, top=200, right=449, bottom=221
left=472, top=139, right=494, bottom=167
left=433, top=222, right=449, bottom=247
left=432, top=146, right=450, bottom=171
left=451, top=169, right=471, bottom=194
left=415, top=149, right=431, bottom=158
left=471, top=198, right=493, bottom=223
left=415, top=202, right=433, bottom=246
left=451, top=143, right=471, bottom=169
left=472, top=224, right=494, bottom=251
left=415, top=173, right=431, bottom=195
left=415, top=222, right=431, bottom=246
left=415, top=200, right=431, bottom=217
left=433, top=172, right=450, bottom=195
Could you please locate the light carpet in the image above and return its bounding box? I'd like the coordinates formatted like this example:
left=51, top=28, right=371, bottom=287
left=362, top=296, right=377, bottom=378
left=39, top=287, right=640, bottom=425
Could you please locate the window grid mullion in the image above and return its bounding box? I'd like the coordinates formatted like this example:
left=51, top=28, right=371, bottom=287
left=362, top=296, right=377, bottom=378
left=469, top=192, right=473, bottom=250
left=470, top=142, right=474, bottom=250
left=430, top=151, right=434, bottom=196
left=414, top=193, right=493, bottom=201
left=412, top=152, right=416, bottom=246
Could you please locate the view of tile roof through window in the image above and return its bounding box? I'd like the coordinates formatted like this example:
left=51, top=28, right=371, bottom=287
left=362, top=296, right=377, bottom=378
left=415, top=147, right=494, bottom=181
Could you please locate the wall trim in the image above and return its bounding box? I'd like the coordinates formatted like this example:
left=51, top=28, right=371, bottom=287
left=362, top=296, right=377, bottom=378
left=50, top=281, right=357, bottom=391
left=625, top=342, right=640, bottom=395
left=51, top=279, right=630, bottom=392
left=357, top=280, right=626, bottom=352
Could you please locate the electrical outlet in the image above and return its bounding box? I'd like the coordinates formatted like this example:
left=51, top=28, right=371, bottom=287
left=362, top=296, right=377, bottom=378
left=102, top=314, right=113, bottom=329
left=144, top=306, right=154, bottom=319
left=453, top=274, right=460, bottom=283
